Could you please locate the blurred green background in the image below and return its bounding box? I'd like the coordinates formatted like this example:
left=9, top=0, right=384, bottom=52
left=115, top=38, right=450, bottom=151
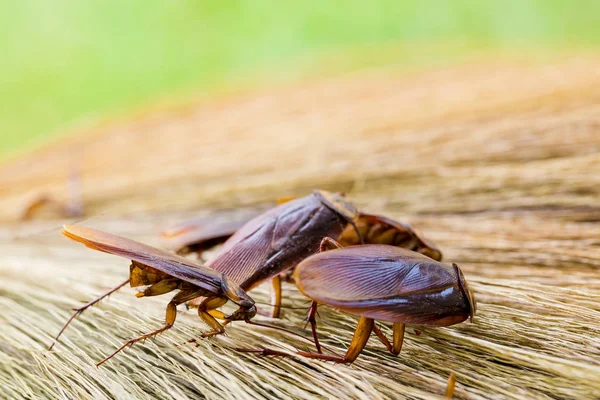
left=1, top=0, right=599, bottom=159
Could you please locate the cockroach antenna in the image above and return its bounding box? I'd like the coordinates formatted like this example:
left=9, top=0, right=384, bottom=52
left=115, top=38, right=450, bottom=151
left=349, top=220, right=364, bottom=244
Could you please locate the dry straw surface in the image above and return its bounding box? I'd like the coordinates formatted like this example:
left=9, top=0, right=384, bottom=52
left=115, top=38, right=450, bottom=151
left=1, top=53, right=600, bottom=399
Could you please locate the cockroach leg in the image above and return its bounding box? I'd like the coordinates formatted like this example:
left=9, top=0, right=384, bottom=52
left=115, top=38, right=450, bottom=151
left=318, top=237, right=343, bottom=252
left=372, top=323, right=394, bottom=353
left=270, top=275, right=282, bottom=318
left=445, top=372, right=456, bottom=398
left=135, top=278, right=179, bottom=298
left=392, top=322, right=405, bottom=355
left=97, top=288, right=201, bottom=366
left=301, top=238, right=342, bottom=353
left=296, top=317, right=374, bottom=363
left=97, top=302, right=176, bottom=366
left=49, top=278, right=130, bottom=350
left=198, top=297, right=228, bottom=338
left=306, top=301, right=322, bottom=353
left=369, top=322, right=404, bottom=355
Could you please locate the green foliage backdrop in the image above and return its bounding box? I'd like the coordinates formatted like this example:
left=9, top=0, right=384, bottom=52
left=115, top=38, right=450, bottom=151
left=1, top=0, right=599, bottom=157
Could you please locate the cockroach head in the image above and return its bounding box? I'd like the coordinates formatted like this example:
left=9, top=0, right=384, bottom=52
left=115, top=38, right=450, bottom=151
left=453, top=263, right=476, bottom=322
left=314, top=190, right=359, bottom=223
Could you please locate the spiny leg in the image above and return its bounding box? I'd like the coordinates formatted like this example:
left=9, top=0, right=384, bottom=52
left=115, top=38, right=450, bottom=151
left=255, top=275, right=282, bottom=317
left=97, top=301, right=176, bottom=367
left=49, top=278, right=130, bottom=350
left=306, top=301, right=322, bottom=353
left=97, top=288, right=200, bottom=366
left=135, top=278, right=179, bottom=298
left=319, top=237, right=343, bottom=252
left=372, top=323, right=393, bottom=353
left=301, top=237, right=343, bottom=353
left=198, top=297, right=228, bottom=338
left=297, top=316, right=374, bottom=363
left=237, top=317, right=374, bottom=363
left=392, top=322, right=405, bottom=355
left=270, top=275, right=282, bottom=318
left=372, top=322, right=404, bottom=355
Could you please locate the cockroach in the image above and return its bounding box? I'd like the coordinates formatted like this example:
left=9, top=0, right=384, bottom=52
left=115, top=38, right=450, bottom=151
left=182, top=190, right=363, bottom=321
left=163, top=202, right=443, bottom=342
left=242, top=239, right=475, bottom=364
left=50, top=224, right=257, bottom=366
left=50, top=190, right=360, bottom=354
left=162, top=198, right=442, bottom=322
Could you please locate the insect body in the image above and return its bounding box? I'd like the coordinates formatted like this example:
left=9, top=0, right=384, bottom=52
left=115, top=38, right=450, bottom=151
left=290, top=243, right=475, bottom=363
left=185, top=190, right=361, bottom=319
left=164, top=193, right=442, bottom=324
left=52, top=224, right=256, bottom=365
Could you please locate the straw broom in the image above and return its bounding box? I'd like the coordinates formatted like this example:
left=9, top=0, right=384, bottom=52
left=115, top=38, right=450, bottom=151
left=1, top=52, right=599, bottom=399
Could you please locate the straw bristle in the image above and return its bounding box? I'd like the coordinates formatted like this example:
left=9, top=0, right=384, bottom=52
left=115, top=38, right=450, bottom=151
left=1, top=54, right=600, bottom=399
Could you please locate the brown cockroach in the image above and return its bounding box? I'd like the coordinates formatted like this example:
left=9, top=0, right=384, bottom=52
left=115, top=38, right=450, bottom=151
left=162, top=197, right=442, bottom=322
left=184, top=190, right=362, bottom=319
left=55, top=190, right=442, bottom=357
left=51, top=190, right=360, bottom=356
left=243, top=239, right=475, bottom=367
left=51, top=224, right=257, bottom=365
left=162, top=201, right=443, bottom=342
left=162, top=190, right=442, bottom=352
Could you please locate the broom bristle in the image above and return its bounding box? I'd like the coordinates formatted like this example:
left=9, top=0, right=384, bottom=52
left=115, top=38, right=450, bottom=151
left=2, top=54, right=600, bottom=399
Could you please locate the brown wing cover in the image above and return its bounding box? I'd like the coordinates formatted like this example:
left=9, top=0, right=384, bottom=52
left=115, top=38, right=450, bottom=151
left=62, top=225, right=223, bottom=293
left=207, top=194, right=325, bottom=288
left=206, top=217, right=277, bottom=286
left=294, top=245, right=472, bottom=326
left=161, top=209, right=265, bottom=253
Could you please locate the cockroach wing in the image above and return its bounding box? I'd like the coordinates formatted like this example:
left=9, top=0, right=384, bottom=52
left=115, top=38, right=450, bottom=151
left=270, top=202, right=316, bottom=250
left=295, top=245, right=450, bottom=300
left=62, top=225, right=224, bottom=294
left=207, top=216, right=277, bottom=286
left=215, top=194, right=318, bottom=255
left=208, top=192, right=342, bottom=289
left=294, top=245, right=471, bottom=326
left=161, top=208, right=264, bottom=253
